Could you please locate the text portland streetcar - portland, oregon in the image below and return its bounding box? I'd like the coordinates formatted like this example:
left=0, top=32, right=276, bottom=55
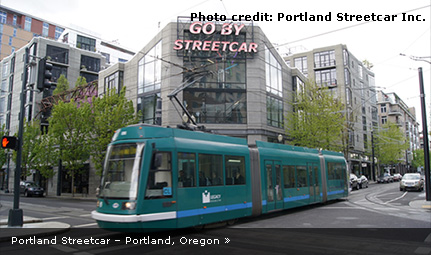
left=91, top=124, right=349, bottom=230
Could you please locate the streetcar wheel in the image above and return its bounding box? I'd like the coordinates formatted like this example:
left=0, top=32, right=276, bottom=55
left=227, top=219, right=237, bottom=226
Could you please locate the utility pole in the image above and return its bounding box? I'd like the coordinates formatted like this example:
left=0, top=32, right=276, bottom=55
left=418, top=67, right=430, bottom=201
left=399, top=54, right=430, bottom=201
left=8, top=47, right=29, bottom=226
left=371, top=129, right=376, bottom=182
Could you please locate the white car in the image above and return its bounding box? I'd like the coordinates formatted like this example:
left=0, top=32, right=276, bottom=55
left=400, top=173, right=424, bottom=192
left=358, top=175, right=368, bottom=189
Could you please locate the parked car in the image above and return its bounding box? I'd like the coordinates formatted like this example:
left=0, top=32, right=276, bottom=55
left=20, top=181, right=45, bottom=197
left=350, top=173, right=359, bottom=190
left=377, top=173, right=392, bottom=183
left=400, top=173, right=424, bottom=192
left=358, top=175, right=368, bottom=189
left=393, top=173, right=402, bottom=182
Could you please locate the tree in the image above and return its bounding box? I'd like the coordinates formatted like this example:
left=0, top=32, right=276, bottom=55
left=32, top=132, right=58, bottom=195
left=49, top=99, right=92, bottom=196
left=75, top=76, right=87, bottom=88
left=89, top=87, right=138, bottom=175
left=52, top=74, right=69, bottom=96
left=411, top=149, right=431, bottom=171
left=375, top=122, right=409, bottom=168
left=12, top=120, right=40, bottom=179
left=285, top=80, right=345, bottom=152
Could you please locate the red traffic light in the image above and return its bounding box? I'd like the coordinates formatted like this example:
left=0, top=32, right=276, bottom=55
left=1, top=136, right=18, bottom=150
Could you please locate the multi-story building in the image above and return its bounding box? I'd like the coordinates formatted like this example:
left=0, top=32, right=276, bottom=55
left=0, top=36, right=108, bottom=193
left=57, top=27, right=135, bottom=67
left=0, top=5, right=65, bottom=61
left=99, top=19, right=305, bottom=146
left=285, top=44, right=379, bottom=178
left=377, top=91, right=420, bottom=174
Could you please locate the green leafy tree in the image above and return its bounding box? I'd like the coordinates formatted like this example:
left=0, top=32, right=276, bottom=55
left=33, top=133, right=58, bottom=195
left=52, top=74, right=69, bottom=96
left=12, top=120, right=40, bottom=179
left=75, top=76, right=87, bottom=88
left=89, top=87, right=138, bottom=175
left=411, top=149, right=430, bottom=171
left=285, top=80, right=345, bottom=152
left=375, top=122, right=409, bottom=168
left=49, top=99, right=92, bottom=196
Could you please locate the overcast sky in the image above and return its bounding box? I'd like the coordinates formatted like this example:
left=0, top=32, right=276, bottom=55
left=2, top=0, right=430, bottom=129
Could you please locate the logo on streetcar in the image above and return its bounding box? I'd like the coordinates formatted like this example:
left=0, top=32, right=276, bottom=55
left=202, top=190, right=222, bottom=204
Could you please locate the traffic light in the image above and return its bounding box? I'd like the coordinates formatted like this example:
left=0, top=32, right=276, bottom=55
left=1, top=136, right=18, bottom=150
left=37, top=58, right=53, bottom=92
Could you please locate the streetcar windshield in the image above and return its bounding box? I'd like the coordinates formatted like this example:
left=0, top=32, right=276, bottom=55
left=99, top=143, right=144, bottom=200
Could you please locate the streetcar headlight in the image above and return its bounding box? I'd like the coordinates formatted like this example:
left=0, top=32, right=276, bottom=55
left=122, top=202, right=136, bottom=210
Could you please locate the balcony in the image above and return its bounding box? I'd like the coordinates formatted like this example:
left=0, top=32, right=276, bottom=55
left=314, top=60, right=336, bottom=69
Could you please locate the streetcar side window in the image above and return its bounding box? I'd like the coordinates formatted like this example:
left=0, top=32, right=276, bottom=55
left=327, top=162, right=345, bottom=188
left=283, top=165, right=295, bottom=188
left=199, top=154, right=223, bottom=186
left=145, top=152, right=172, bottom=199
left=225, top=156, right=246, bottom=185
left=296, top=166, right=308, bottom=188
left=178, top=153, right=196, bottom=188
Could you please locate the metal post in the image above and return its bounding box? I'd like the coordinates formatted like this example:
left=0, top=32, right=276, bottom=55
left=418, top=67, right=430, bottom=201
left=8, top=47, right=29, bottom=226
left=371, top=130, right=376, bottom=182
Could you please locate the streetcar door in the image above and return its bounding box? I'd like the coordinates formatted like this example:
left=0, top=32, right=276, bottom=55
left=308, top=163, right=319, bottom=203
left=265, top=160, right=283, bottom=211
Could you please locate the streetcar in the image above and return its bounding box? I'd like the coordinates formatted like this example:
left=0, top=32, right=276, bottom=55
left=91, top=124, right=348, bottom=230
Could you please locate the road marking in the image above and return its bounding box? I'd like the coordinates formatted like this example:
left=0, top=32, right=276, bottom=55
left=383, top=191, right=408, bottom=204
left=43, top=216, right=71, bottom=220
left=425, top=233, right=431, bottom=243
left=73, top=223, right=98, bottom=228
left=79, top=214, right=92, bottom=217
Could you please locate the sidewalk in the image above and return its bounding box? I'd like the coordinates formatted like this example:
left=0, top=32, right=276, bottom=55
left=0, top=217, right=70, bottom=242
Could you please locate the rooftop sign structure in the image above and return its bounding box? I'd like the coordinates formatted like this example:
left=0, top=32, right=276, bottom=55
left=175, top=17, right=257, bottom=59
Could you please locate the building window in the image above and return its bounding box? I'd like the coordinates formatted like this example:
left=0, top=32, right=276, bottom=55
left=51, top=65, right=67, bottom=83
left=381, top=116, right=387, bottom=125
left=266, top=46, right=283, bottom=128
left=104, top=71, right=123, bottom=94
left=13, top=15, right=17, bottom=26
left=267, top=96, right=283, bottom=128
left=137, top=93, right=161, bottom=125
left=77, top=35, right=96, bottom=52
left=137, top=41, right=162, bottom=125
left=266, top=47, right=282, bottom=97
left=55, top=27, right=64, bottom=40
left=80, top=55, right=100, bottom=72
left=314, top=50, right=335, bottom=68
left=0, top=11, right=6, bottom=24
left=8, top=36, right=12, bottom=45
left=184, top=90, right=246, bottom=124
left=294, top=56, right=307, bottom=76
left=380, top=104, right=387, bottom=113
left=343, top=49, right=349, bottom=66
left=315, top=68, right=337, bottom=87
left=138, top=41, right=161, bottom=94
left=24, top=17, right=32, bottom=31
left=42, top=22, right=49, bottom=37
left=344, top=68, right=350, bottom=85
left=47, top=45, right=69, bottom=64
